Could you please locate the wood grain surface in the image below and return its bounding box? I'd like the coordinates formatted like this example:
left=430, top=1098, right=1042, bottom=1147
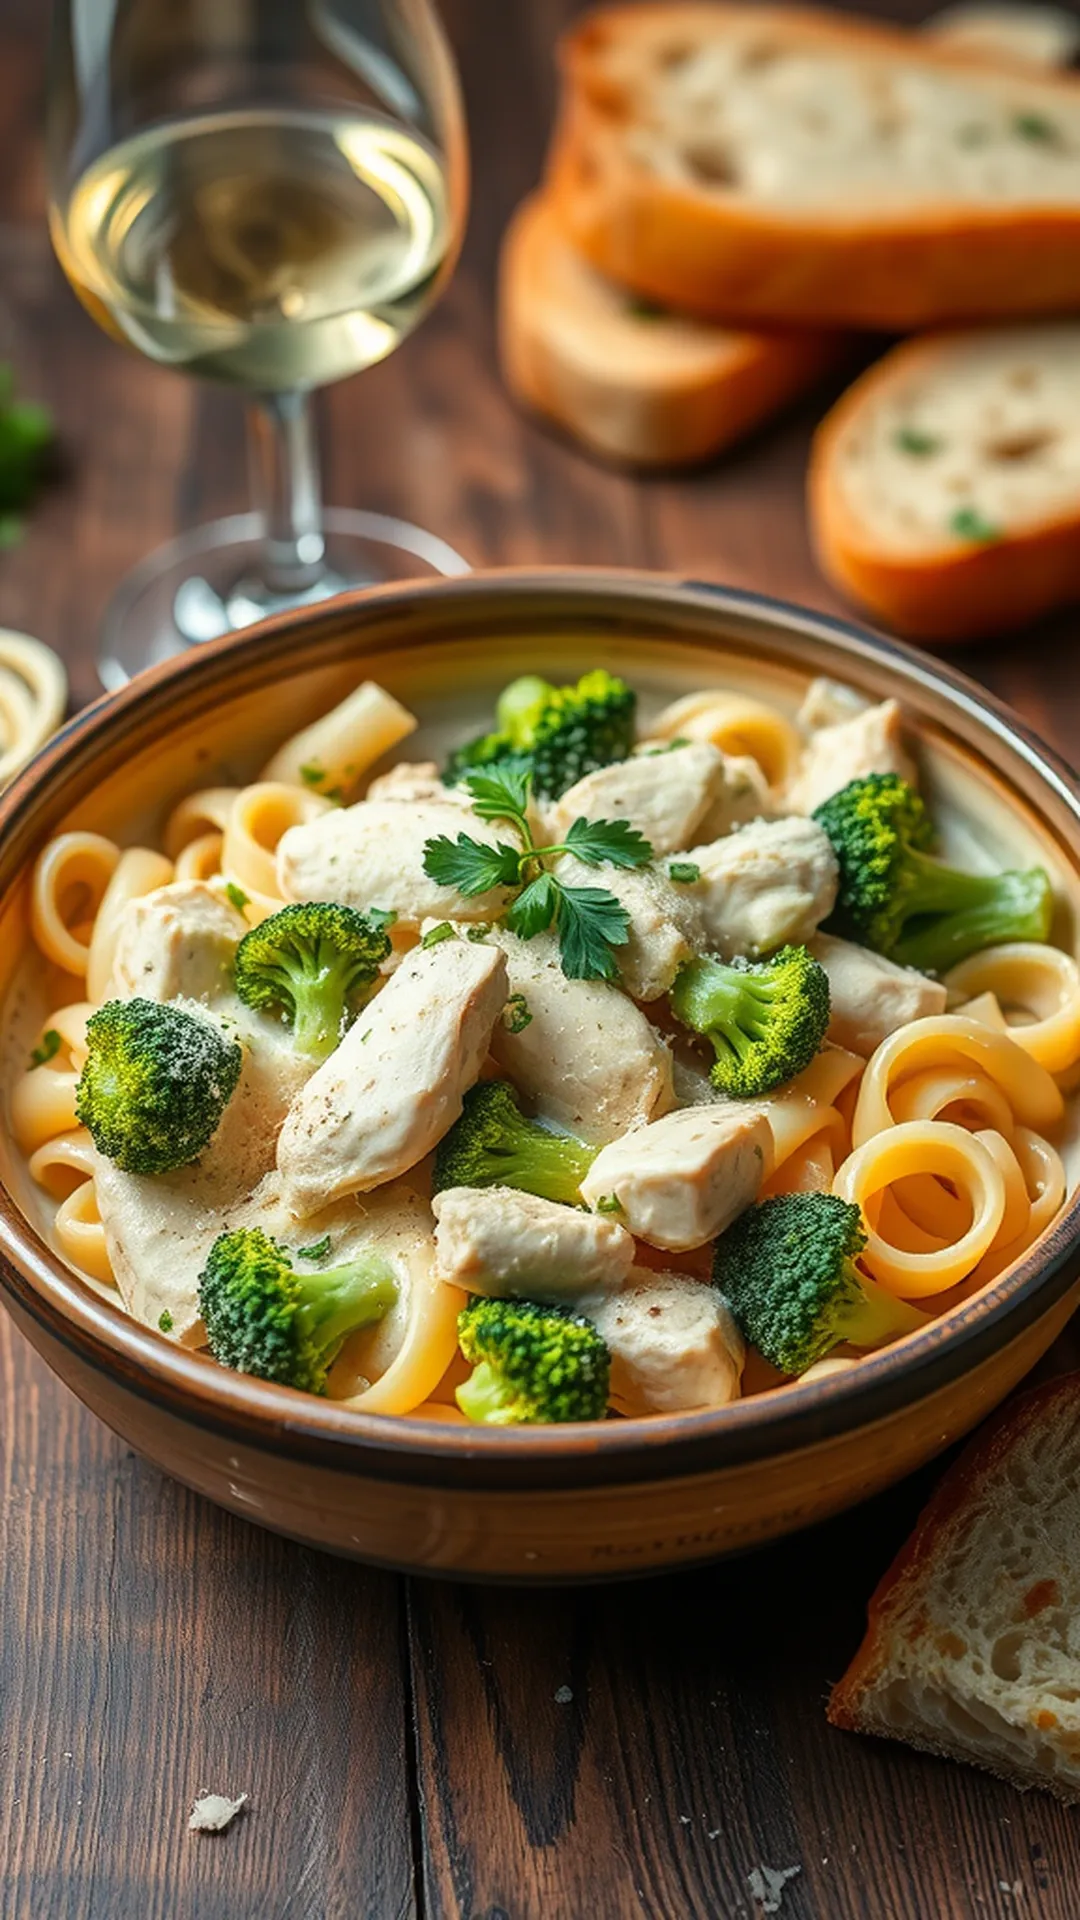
left=3, top=2, right=1080, bottom=1915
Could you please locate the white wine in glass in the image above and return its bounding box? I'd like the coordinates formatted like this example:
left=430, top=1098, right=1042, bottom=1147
left=47, top=1, right=469, bottom=686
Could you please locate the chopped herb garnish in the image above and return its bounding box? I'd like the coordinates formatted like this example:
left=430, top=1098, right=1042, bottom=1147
left=643, top=737, right=691, bottom=756
left=466, top=924, right=492, bottom=942
left=596, top=1194, right=623, bottom=1215
left=158, top=1310, right=174, bottom=1333
left=297, top=1236, right=332, bottom=1262
left=950, top=506, right=1003, bottom=544
left=29, top=1029, right=61, bottom=1069
left=368, top=907, right=397, bottom=931
left=668, top=861, right=701, bottom=885
left=502, top=993, right=533, bottom=1034
left=422, top=764, right=650, bottom=982
left=1013, top=112, right=1060, bottom=146
left=422, top=921, right=456, bottom=949
left=299, top=762, right=326, bottom=788
left=359, top=1029, right=372, bottom=1045
left=894, top=427, right=942, bottom=457
left=225, top=882, right=249, bottom=912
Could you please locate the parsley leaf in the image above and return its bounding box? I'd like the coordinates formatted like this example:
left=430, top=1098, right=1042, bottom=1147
left=667, top=861, right=701, bottom=885
left=368, top=907, right=397, bottom=930
left=560, top=816, right=653, bottom=869
left=158, top=1310, right=174, bottom=1333
left=502, top=993, right=533, bottom=1034
left=422, top=920, right=456, bottom=949
left=225, top=882, right=249, bottom=912
left=422, top=833, right=522, bottom=896
left=462, top=761, right=532, bottom=830
left=297, top=1235, right=332, bottom=1261
left=595, top=1194, right=623, bottom=1214
left=505, top=872, right=559, bottom=940
left=29, top=1029, right=61, bottom=1069
left=555, top=886, right=631, bottom=981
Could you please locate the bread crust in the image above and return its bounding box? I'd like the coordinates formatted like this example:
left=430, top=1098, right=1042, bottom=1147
left=498, top=193, right=840, bottom=468
left=549, top=4, right=1080, bottom=329
left=829, top=1371, right=1080, bottom=1803
left=809, top=330, right=1080, bottom=642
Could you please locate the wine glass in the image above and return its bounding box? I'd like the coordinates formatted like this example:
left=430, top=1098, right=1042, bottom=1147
left=46, top=0, right=470, bottom=688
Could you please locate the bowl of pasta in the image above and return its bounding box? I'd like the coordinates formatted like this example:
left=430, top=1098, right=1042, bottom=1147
left=1, top=569, right=1079, bottom=1580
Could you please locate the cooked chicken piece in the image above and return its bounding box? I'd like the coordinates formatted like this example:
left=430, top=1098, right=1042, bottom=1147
left=552, top=853, right=702, bottom=1001
left=544, top=742, right=731, bottom=856
left=585, top=1269, right=745, bottom=1415
left=580, top=1105, right=771, bottom=1251
left=810, top=932, right=947, bottom=1058
left=485, top=928, right=675, bottom=1143
left=364, top=762, right=471, bottom=807
left=688, top=816, right=839, bottom=958
left=691, top=752, right=773, bottom=843
left=277, top=938, right=508, bottom=1216
left=109, top=881, right=246, bottom=1004
left=797, top=676, right=871, bottom=734
left=95, top=1007, right=316, bottom=1343
left=277, top=799, right=515, bottom=928
left=786, top=699, right=917, bottom=815
left=431, top=1185, right=635, bottom=1302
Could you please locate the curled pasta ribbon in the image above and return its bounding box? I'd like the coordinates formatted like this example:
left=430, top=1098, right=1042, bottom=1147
left=340, top=1272, right=466, bottom=1416
left=758, top=1045, right=864, bottom=1171
left=28, top=1127, right=97, bottom=1199
left=222, top=782, right=333, bottom=903
left=950, top=991, right=1008, bottom=1033
left=164, top=787, right=240, bottom=859
left=889, top=1065, right=1016, bottom=1140
left=31, top=832, right=121, bottom=976
left=86, top=846, right=174, bottom=1004
left=852, top=1015, right=1063, bottom=1149
left=261, top=681, right=417, bottom=798
left=0, top=631, right=68, bottom=788
left=174, top=831, right=224, bottom=883
left=54, top=1177, right=115, bottom=1288
left=945, top=944, right=1080, bottom=1077
left=835, top=1121, right=1006, bottom=1298
left=970, top=1127, right=1067, bottom=1284
left=649, top=690, right=801, bottom=788
left=763, top=1133, right=836, bottom=1197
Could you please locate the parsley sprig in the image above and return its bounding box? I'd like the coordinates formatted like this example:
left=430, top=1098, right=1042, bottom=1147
left=421, top=762, right=653, bottom=981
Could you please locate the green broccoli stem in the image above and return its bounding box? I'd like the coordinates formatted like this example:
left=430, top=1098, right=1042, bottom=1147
left=892, top=864, right=1053, bottom=973
left=294, top=1259, right=398, bottom=1362
left=673, top=961, right=779, bottom=1060
left=289, top=957, right=361, bottom=1060
left=456, top=1361, right=521, bottom=1425
left=491, top=1134, right=598, bottom=1206
left=834, top=1271, right=929, bottom=1351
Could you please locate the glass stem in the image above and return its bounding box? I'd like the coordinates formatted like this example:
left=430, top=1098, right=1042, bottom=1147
left=247, top=390, right=326, bottom=594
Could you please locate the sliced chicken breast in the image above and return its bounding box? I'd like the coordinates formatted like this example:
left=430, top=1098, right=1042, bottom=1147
left=277, top=799, right=516, bottom=927
left=432, top=1185, right=635, bottom=1301
left=585, top=1269, right=745, bottom=1415
left=544, top=742, right=731, bottom=856
left=688, top=816, right=839, bottom=958
left=485, top=928, right=675, bottom=1143
left=811, top=932, right=948, bottom=1057
left=787, top=699, right=916, bottom=815
left=277, top=938, right=508, bottom=1216
left=553, top=853, right=702, bottom=1002
left=110, top=880, right=246, bottom=1004
left=580, top=1105, right=771, bottom=1251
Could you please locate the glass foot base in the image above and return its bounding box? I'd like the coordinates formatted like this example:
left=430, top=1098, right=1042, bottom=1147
left=98, top=508, right=470, bottom=691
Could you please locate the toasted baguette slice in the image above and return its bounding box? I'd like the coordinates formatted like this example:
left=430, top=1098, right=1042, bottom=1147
left=829, top=1372, right=1080, bottom=1803
left=498, top=193, right=840, bottom=469
left=809, top=322, right=1080, bottom=641
left=548, top=4, right=1080, bottom=329
left=926, top=4, right=1080, bottom=73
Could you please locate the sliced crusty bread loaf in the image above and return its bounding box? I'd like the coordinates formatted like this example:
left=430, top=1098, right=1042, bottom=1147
left=548, top=4, right=1080, bottom=329
left=829, top=1371, right=1080, bottom=1804
left=498, top=193, right=840, bottom=469
left=809, top=321, right=1080, bottom=641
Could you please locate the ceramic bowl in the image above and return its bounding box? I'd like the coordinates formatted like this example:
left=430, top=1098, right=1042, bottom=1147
left=2, top=570, right=1079, bottom=1581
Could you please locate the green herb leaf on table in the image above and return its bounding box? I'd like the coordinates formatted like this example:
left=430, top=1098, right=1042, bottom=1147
left=422, top=833, right=523, bottom=896
left=556, top=886, right=631, bottom=982
left=560, top=816, right=653, bottom=869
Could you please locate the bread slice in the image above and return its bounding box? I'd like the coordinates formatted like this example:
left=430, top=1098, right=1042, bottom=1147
left=548, top=4, right=1080, bottom=329
left=809, top=322, right=1080, bottom=641
left=829, top=1372, right=1080, bottom=1804
left=926, top=4, right=1080, bottom=74
left=498, top=193, right=840, bottom=469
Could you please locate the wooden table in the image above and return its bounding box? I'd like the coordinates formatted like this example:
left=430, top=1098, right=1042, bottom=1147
left=4, top=1, right=1080, bottom=1913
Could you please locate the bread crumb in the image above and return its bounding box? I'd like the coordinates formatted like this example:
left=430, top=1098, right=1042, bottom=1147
left=188, top=1792, right=248, bottom=1833
left=748, top=1864, right=802, bottom=1913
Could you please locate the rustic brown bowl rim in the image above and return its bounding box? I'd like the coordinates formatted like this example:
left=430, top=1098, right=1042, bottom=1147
left=2, top=567, right=1079, bottom=1494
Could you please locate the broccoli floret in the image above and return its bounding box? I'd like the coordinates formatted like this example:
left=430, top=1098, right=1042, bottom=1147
left=75, top=998, right=241, bottom=1174
left=433, top=1081, right=598, bottom=1205
left=814, top=773, right=1053, bottom=974
left=443, top=669, right=636, bottom=799
left=669, top=944, right=830, bottom=1098
left=456, top=1296, right=610, bottom=1425
left=198, top=1226, right=398, bottom=1394
left=232, top=902, right=390, bottom=1060
left=713, top=1192, right=927, bottom=1376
